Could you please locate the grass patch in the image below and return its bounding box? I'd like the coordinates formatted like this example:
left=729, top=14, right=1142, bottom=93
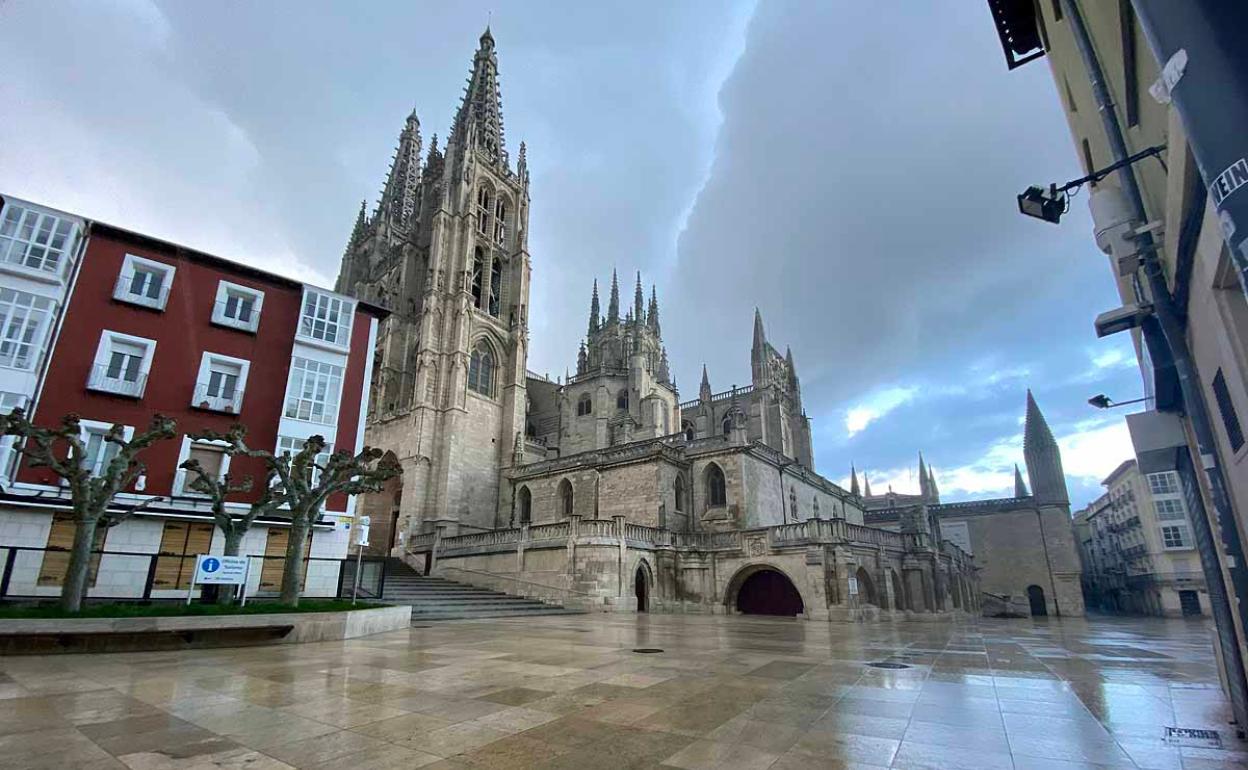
left=0, top=599, right=388, bottom=620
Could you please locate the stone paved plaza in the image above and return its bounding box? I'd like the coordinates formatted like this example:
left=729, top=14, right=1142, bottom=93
left=0, top=614, right=1242, bottom=769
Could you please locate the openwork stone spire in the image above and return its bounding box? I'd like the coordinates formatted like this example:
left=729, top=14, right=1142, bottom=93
left=700, top=364, right=712, bottom=402
left=648, top=285, right=660, bottom=334
left=1023, top=390, right=1069, bottom=504
left=633, top=272, right=645, bottom=323
left=451, top=27, right=506, bottom=163
left=378, top=109, right=422, bottom=232
left=850, top=465, right=861, bottom=497
left=1014, top=464, right=1030, bottom=497
left=588, top=279, right=600, bottom=334
left=607, top=269, right=620, bottom=323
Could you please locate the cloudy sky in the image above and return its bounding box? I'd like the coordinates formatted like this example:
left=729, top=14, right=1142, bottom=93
left=0, top=1, right=1145, bottom=509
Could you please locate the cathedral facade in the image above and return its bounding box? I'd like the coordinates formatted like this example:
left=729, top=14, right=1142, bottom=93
left=337, top=32, right=1007, bottom=620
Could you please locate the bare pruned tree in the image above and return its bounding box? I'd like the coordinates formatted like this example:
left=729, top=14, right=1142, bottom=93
left=0, top=409, right=177, bottom=612
left=179, top=424, right=288, bottom=604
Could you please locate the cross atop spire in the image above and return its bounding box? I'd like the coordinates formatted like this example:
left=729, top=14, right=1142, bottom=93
left=607, top=269, right=620, bottom=323
left=451, top=27, right=506, bottom=163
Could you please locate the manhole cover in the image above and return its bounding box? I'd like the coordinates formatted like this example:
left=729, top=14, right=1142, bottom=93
left=866, top=662, right=911, bottom=670
left=632, top=648, right=664, bottom=654
left=1164, top=727, right=1221, bottom=748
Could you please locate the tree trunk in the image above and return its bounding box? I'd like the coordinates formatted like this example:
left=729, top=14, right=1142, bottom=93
left=59, top=515, right=100, bottom=613
left=217, top=528, right=246, bottom=605
left=279, top=516, right=310, bottom=606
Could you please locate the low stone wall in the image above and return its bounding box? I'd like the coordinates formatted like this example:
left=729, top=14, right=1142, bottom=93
left=0, top=604, right=412, bottom=654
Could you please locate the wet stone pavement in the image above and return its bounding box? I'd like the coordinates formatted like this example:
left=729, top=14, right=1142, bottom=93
left=0, top=613, right=1242, bottom=769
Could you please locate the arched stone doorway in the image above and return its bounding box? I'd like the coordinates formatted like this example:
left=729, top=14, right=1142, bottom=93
left=634, top=563, right=650, bottom=613
left=889, top=569, right=906, bottom=611
left=1027, top=584, right=1047, bottom=617
left=854, top=566, right=877, bottom=607
left=516, top=486, right=532, bottom=525
left=729, top=566, right=804, bottom=617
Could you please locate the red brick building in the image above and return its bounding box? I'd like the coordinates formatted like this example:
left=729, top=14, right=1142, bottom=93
left=0, top=194, right=384, bottom=600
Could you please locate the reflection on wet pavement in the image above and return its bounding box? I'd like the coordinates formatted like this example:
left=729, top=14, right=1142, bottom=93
left=0, top=613, right=1242, bottom=768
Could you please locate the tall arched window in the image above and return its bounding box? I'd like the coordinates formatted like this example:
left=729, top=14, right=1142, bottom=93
left=467, top=341, right=494, bottom=397
left=577, top=393, right=593, bottom=416
left=477, top=187, right=491, bottom=235
left=722, top=415, right=733, bottom=436
left=558, top=478, right=573, bottom=519
left=674, top=475, right=685, bottom=513
left=494, top=199, right=507, bottom=243
left=488, top=257, right=502, bottom=317
left=471, top=248, right=484, bottom=308
left=517, top=486, right=532, bottom=525
left=617, top=389, right=629, bottom=411
left=682, top=421, right=695, bottom=442
left=706, top=463, right=726, bottom=507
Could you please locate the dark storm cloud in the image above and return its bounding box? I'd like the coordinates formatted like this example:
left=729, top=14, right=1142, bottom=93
left=0, top=1, right=1137, bottom=507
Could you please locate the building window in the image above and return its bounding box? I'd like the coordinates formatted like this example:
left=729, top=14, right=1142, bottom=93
left=299, top=289, right=353, bottom=347
left=193, top=352, right=249, bottom=413
left=1161, top=525, right=1191, bottom=549
left=467, top=341, right=494, bottom=397
left=114, top=254, right=175, bottom=311
left=1050, top=0, right=1062, bottom=21
left=153, top=521, right=215, bottom=590
left=682, top=421, right=695, bottom=442
left=0, top=203, right=78, bottom=277
left=1155, top=498, right=1187, bottom=521
left=1147, top=471, right=1180, bottom=495
left=477, top=188, right=491, bottom=236
left=1212, top=368, right=1245, bottom=452
left=175, top=438, right=230, bottom=496
left=558, top=478, right=573, bottom=518
left=488, top=257, right=502, bottom=317
left=722, top=416, right=733, bottom=436
left=674, top=475, right=685, bottom=512
left=494, top=199, right=507, bottom=244
left=617, top=389, right=629, bottom=411
left=706, top=463, right=726, bottom=507
left=517, top=485, right=532, bottom=525
left=38, top=513, right=106, bottom=587
left=78, top=422, right=124, bottom=477
left=276, top=436, right=333, bottom=487
left=284, top=357, right=342, bottom=425
left=0, top=288, right=53, bottom=371
left=577, top=393, right=593, bottom=417
left=212, top=281, right=264, bottom=333
left=471, top=248, right=484, bottom=308
left=88, top=331, right=156, bottom=398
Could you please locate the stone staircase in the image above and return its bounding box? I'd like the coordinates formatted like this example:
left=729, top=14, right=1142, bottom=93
left=380, top=559, right=585, bottom=622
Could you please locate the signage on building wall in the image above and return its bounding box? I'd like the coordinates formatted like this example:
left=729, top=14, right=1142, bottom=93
left=192, top=555, right=249, bottom=585
left=943, top=521, right=973, bottom=555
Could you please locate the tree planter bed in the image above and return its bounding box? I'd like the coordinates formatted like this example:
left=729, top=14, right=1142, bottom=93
left=0, top=604, right=412, bottom=654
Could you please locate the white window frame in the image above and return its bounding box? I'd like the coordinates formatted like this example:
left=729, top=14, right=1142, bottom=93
left=76, top=419, right=134, bottom=479
left=297, top=288, right=354, bottom=350
left=276, top=435, right=333, bottom=490
left=211, top=280, right=264, bottom=333
left=1160, top=524, right=1192, bottom=550
left=283, top=356, right=343, bottom=425
left=0, top=392, right=29, bottom=481
left=1154, top=498, right=1187, bottom=521
left=172, top=435, right=233, bottom=497
left=0, top=202, right=80, bottom=282
left=0, top=288, right=55, bottom=371
left=87, top=330, right=156, bottom=399
left=113, top=253, right=176, bottom=311
left=191, top=351, right=250, bottom=414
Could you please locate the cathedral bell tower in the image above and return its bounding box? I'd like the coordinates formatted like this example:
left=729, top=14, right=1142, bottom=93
left=337, top=28, right=532, bottom=537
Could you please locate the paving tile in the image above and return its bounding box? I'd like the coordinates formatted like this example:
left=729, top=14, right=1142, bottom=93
left=661, top=738, right=781, bottom=770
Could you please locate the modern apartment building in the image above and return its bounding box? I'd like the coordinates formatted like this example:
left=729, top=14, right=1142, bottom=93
left=1075, top=459, right=1207, bottom=616
left=0, top=193, right=383, bottom=601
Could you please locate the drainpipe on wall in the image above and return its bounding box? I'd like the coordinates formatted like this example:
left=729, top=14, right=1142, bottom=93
left=1064, top=0, right=1248, bottom=732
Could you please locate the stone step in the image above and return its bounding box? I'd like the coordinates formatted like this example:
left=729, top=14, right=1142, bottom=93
left=378, top=559, right=585, bottom=622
